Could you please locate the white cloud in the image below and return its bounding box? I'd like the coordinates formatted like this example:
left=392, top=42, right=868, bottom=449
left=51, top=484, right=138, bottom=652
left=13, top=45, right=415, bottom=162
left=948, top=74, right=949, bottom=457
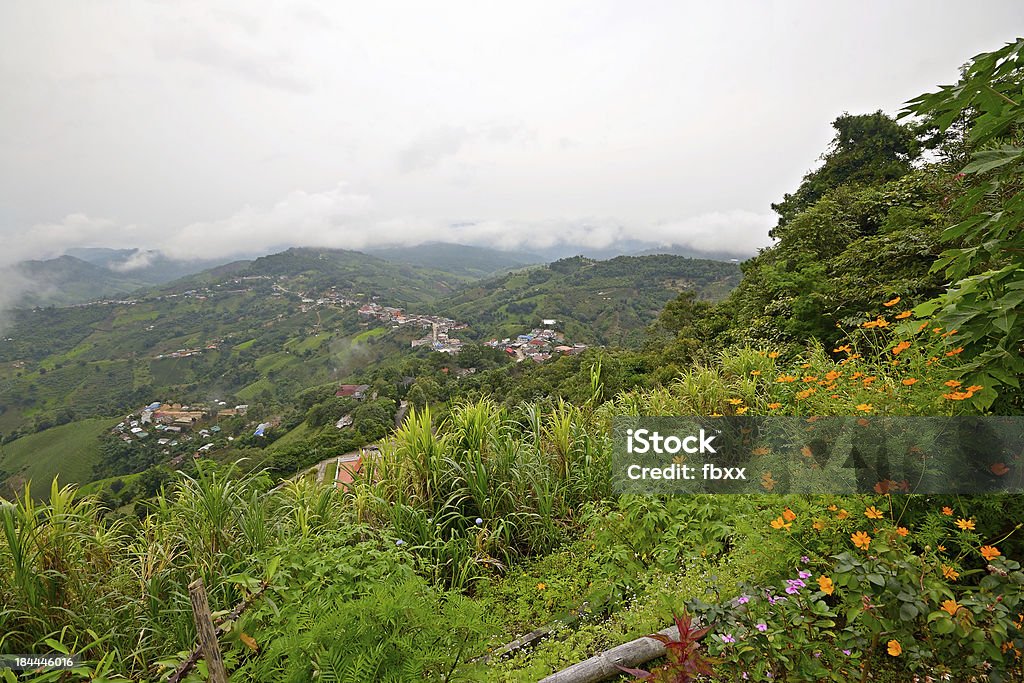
left=157, top=183, right=375, bottom=259
left=108, top=250, right=157, bottom=272
left=3, top=214, right=139, bottom=267
left=2, top=184, right=776, bottom=267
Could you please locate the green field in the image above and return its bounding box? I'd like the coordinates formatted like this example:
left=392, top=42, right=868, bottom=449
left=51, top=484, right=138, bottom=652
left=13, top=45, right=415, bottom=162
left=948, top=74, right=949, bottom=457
left=0, top=417, right=114, bottom=498
left=269, top=421, right=314, bottom=451
left=353, top=327, right=389, bottom=343
left=235, top=377, right=274, bottom=401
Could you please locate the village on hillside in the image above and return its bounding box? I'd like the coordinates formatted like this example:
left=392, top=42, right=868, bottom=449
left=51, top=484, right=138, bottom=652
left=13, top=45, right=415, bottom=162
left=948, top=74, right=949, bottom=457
left=486, top=325, right=588, bottom=363
left=357, top=301, right=469, bottom=354
left=112, top=400, right=251, bottom=447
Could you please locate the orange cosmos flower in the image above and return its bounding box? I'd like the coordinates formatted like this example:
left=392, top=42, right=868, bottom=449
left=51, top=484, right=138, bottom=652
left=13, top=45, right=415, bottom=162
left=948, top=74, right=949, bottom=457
left=818, top=576, right=835, bottom=595
left=941, top=599, right=960, bottom=616
left=777, top=375, right=797, bottom=383
left=770, top=516, right=791, bottom=530
left=883, top=297, right=901, bottom=307
left=783, top=508, right=797, bottom=522
left=955, top=518, right=976, bottom=531
left=895, top=310, right=912, bottom=319
left=892, top=341, right=911, bottom=355
left=851, top=531, right=871, bottom=550
left=896, top=527, right=909, bottom=537
left=837, top=509, right=850, bottom=520
left=768, top=351, right=779, bottom=359
left=945, top=380, right=962, bottom=388
left=945, top=347, right=964, bottom=356
left=887, top=640, right=902, bottom=656
left=991, top=462, right=1010, bottom=476
left=767, top=402, right=782, bottom=410
left=856, top=404, right=873, bottom=412
left=942, top=565, right=960, bottom=580
left=943, top=391, right=973, bottom=400
left=901, top=378, right=918, bottom=386
left=981, top=545, right=1002, bottom=561
left=941, top=506, right=953, bottom=516
left=865, top=506, right=885, bottom=520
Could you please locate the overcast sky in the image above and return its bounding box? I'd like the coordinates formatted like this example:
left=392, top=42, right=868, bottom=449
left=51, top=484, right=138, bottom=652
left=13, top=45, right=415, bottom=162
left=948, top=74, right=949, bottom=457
left=1, top=1, right=1022, bottom=264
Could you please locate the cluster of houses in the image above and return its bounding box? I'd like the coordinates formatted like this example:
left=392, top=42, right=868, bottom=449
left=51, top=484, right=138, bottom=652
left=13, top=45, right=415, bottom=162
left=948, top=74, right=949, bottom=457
left=153, top=341, right=223, bottom=360
left=486, top=326, right=588, bottom=363
left=297, top=286, right=359, bottom=313
left=357, top=302, right=469, bottom=354
left=112, top=400, right=249, bottom=445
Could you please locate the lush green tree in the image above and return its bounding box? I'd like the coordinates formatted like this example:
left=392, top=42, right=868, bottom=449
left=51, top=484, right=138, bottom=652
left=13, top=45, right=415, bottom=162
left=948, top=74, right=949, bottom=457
left=772, top=111, right=921, bottom=229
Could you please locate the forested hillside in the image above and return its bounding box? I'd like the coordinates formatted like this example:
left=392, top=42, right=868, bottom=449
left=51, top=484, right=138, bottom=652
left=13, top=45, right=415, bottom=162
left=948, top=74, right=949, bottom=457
left=439, top=254, right=740, bottom=347
left=2, top=39, right=1024, bottom=683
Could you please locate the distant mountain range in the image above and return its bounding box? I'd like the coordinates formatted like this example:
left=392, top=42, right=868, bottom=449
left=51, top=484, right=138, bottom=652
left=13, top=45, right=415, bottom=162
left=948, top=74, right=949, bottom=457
left=4, top=241, right=750, bottom=309
left=7, top=249, right=234, bottom=308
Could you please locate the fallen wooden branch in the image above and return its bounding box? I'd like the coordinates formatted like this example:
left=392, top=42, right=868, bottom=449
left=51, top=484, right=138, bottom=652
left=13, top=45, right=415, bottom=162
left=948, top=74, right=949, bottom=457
left=472, top=601, right=595, bottom=664
left=537, top=622, right=681, bottom=683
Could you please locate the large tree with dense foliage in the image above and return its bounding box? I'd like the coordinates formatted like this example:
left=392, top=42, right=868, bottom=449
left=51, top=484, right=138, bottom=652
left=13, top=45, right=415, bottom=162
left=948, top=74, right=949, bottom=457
left=771, top=111, right=922, bottom=229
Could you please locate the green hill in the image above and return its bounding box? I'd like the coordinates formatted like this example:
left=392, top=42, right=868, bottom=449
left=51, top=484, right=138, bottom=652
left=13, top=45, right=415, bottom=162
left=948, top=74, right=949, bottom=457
left=0, top=417, right=113, bottom=498
left=212, top=247, right=471, bottom=305
left=439, top=254, right=741, bottom=346
left=10, top=255, right=151, bottom=307
left=366, top=242, right=542, bottom=278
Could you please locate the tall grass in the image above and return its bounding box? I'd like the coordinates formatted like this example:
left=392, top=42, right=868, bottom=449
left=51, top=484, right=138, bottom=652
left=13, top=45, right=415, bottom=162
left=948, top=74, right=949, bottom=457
left=344, top=398, right=611, bottom=590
